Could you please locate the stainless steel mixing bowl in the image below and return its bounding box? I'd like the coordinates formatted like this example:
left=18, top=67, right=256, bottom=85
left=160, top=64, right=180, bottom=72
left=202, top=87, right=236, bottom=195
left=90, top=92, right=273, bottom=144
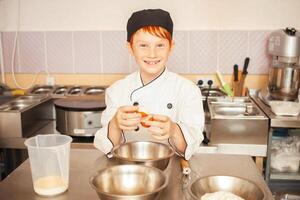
left=189, top=175, right=265, bottom=200
left=90, top=164, right=168, bottom=200
left=111, top=141, right=175, bottom=170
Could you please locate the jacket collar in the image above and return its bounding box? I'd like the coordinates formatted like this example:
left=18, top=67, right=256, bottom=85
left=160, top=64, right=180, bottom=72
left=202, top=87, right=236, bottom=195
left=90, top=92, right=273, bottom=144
left=130, top=67, right=168, bottom=101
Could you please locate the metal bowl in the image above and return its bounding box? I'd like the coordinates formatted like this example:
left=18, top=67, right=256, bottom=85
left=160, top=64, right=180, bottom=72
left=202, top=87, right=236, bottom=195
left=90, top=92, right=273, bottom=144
left=90, top=164, right=168, bottom=200
left=112, top=141, right=175, bottom=170
left=189, top=175, right=265, bottom=200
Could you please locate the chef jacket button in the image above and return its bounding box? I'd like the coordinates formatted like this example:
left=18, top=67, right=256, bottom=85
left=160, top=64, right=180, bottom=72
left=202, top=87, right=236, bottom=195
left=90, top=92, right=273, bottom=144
left=135, top=127, right=139, bottom=131
left=167, top=103, right=172, bottom=109
left=133, top=102, right=139, bottom=106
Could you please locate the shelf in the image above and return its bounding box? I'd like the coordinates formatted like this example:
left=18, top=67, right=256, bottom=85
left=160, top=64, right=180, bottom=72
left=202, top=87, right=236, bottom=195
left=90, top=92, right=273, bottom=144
left=270, top=171, right=300, bottom=180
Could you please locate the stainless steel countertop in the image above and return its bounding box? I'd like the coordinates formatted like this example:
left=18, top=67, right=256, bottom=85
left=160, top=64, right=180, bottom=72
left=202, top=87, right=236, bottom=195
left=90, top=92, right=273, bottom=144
left=251, top=95, right=300, bottom=128
left=0, top=120, right=268, bottom=157
left=0, top=149, right=273, bottom=200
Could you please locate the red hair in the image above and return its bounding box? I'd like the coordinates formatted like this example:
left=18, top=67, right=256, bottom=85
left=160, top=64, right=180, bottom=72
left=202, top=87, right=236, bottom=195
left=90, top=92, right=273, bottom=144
left=129, top=26, right=172, bottom=46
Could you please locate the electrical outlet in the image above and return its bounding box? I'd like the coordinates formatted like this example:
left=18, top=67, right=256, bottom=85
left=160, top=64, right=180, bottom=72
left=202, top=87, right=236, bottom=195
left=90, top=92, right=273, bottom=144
left=46, top=76, right=55, bottom=85
left=196, top=77, right=214, bottom=87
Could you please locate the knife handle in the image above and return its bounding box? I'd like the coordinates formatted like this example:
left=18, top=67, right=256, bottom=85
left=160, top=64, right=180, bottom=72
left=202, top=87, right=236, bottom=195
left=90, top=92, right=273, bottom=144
left=242, top=57, right=250, bottom=75
left=234, top=64, right=239, bottom=81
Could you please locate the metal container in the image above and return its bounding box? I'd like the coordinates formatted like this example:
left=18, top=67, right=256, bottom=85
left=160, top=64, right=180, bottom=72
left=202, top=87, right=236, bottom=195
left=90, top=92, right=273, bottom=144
left=207, top=97, right=269, bottom=146
left=29, top=85, right=54, bottom=95
left=0, top=95, right=53, bottom=138
left=53, top=86, right=69, bottom=95
left=54, top=97, right=106, bottom=137
left=112, top=141, right=174, bottom=170
left=189, top=175, right=265, bottom=200
left=84, top=86, right=105, bottom=95
left=90, top=164, right=168, bottom=200
left=268, top=66, right=300, bottom=101
left=67, top=86, right=83, bottom=96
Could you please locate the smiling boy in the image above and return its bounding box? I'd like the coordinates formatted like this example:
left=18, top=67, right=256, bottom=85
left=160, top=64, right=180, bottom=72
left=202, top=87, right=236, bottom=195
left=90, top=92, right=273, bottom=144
left=94, top=9, right=204, bottom=159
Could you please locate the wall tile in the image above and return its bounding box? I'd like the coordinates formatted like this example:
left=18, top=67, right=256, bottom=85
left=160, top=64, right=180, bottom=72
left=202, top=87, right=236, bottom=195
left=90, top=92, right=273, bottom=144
left=190, top=31, right=218, bottom=74
left=102, top=31, right=129, bottom=73
left=219, top=31, right=248, bottom=74
left=46, top=31, right=73, bottom=73
left=73, top=31, right=101, bottom=73
left=248, top=31, right=271, bottom=74
left=18, top=32, right=45, bottom=73
left=1, top=30, right=273, bottom=75
left=1, top=32, right=20, bottom=73
left=167, top=31, right=188, bottom=73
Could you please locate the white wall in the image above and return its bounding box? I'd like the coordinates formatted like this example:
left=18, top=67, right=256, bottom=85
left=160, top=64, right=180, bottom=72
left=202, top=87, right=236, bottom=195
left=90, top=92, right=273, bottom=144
left=0, top=0, right=300, bottom=31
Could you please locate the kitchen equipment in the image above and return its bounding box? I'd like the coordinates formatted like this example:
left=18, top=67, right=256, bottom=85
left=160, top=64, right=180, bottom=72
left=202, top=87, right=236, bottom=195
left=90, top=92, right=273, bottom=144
left=269, top=100, right=300, bottom=116
left=189, top=175, right=265, bottom=200
left=0, top=95, right=53, bottom=138
left=54, top=96, right=106, bottom=137
left=90, top=164, right=168, bottom=200
left=28, top=85, right=107, bottom=98
left=24, top=134, right=72, bottom=196
left=29, top=85, right=54, bottom=95
left=207, top=97, right=268, bottom=145
left=84, top=86, right=105, bottom=95
left=67, top=86, right=83, bottom=96
left=111, top=141, right=174, bottom=170
left=266, top=27, right=300, bottom=101
left=53, top=86, right=68, bottom=95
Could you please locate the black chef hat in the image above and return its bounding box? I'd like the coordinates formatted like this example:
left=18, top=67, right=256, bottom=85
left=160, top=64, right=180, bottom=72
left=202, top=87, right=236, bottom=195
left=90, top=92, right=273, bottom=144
left=126, top=9, right=173, bottom=42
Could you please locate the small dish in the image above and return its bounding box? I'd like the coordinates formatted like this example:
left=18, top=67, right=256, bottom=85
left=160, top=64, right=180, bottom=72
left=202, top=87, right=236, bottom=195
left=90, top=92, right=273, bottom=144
left=269, top=101, right=300, bottom=116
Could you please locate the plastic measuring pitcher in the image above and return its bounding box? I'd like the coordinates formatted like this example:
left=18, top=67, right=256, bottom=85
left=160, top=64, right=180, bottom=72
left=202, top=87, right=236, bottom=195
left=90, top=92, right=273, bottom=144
left=24, top=134, right=72, bottom=196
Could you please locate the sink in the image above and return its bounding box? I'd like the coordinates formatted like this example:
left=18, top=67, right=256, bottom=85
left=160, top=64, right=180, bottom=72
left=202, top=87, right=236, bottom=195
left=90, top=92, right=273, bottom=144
left=201, top=87, right=226, bottom=97
left=207, top=96, right=269, bottom=146
left=213, top=105, right=260, bottom=116
left=208, top=97, right=265, bottom=119
left=210, top=96, right=252, bottom=104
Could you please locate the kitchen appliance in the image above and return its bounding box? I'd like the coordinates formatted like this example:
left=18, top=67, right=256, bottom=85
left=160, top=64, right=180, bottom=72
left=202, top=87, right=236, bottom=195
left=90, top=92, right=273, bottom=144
left=54, top=96, right=106, bottom=137
left=266, top=27, right=300, bottom=101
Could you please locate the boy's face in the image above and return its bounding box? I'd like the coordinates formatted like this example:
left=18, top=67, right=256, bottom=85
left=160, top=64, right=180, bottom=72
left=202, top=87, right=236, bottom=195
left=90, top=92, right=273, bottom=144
left=128, top=29, right=173, bottom=78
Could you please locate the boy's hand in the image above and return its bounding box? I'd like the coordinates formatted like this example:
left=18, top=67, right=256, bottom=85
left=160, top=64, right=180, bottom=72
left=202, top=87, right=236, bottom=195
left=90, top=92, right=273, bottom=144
left=144, top=114, right=176, bottom=140
left=112, top=106, right=141, bottom=131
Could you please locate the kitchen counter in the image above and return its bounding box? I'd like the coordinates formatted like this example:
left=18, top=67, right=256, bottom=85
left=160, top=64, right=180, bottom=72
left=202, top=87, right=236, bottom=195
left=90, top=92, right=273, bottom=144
left=251, top=95, right=300, bottom=128
left=0, top=120, right=267, bottom=157
left=0, top=149, right=273, bottom=200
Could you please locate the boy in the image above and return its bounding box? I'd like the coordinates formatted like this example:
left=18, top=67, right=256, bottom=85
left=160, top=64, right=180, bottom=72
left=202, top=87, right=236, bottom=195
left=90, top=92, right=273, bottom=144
left=94, top=9, right=204, bottom=159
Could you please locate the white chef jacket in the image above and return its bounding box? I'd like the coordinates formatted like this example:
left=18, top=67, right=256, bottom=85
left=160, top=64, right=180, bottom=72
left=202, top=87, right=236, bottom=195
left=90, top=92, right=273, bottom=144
left=94, top=68, right=204, bottom=159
